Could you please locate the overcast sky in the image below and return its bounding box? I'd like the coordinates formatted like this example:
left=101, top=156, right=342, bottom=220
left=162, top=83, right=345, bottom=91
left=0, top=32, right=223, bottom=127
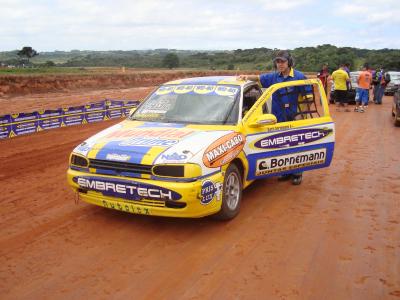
left=1, top=0, right=399, bottom=52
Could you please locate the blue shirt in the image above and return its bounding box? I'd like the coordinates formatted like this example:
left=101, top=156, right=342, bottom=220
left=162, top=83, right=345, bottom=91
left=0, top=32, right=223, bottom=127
left=259, top=68, right=311, bottom=122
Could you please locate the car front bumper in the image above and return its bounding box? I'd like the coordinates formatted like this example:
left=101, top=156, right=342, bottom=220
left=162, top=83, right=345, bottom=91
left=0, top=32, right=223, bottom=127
left=67, top=168, right=224, bottom=218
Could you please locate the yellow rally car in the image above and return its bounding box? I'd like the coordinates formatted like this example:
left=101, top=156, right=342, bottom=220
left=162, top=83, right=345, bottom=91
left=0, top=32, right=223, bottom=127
left=67, top=76, right=335, bottom=219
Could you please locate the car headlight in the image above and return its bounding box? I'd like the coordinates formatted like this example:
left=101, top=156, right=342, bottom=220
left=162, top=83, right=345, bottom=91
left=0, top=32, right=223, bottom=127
left=152, top=163, right=202, bottom=178
left=70, top=154, right=89, bottom=168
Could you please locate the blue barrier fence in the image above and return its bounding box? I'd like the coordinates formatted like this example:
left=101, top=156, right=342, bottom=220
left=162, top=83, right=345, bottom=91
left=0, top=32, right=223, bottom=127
left=0, top=99, right=139, bottom=139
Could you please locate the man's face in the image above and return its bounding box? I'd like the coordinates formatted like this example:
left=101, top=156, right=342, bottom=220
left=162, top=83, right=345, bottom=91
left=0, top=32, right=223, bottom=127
left=275, top=59, right=289, bottom=73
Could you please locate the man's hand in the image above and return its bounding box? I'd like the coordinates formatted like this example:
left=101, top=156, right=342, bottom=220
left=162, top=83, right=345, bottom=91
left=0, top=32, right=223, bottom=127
left=237, top=74, right=259, bottom=81
left=237, top=75, right=248, bottom=81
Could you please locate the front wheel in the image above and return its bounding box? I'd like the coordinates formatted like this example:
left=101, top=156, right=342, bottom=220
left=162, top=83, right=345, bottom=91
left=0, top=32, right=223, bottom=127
left=214, top=164, right=242, bottom=220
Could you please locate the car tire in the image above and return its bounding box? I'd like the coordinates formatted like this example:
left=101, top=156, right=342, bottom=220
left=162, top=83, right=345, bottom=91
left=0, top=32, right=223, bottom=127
left=214, top=163, right=242, bottom=220
left=394, top=110, right=400, bottom=127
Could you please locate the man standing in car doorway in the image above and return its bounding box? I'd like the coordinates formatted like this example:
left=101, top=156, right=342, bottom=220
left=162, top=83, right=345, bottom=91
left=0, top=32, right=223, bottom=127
left=237, top=50, right=313, bottom=185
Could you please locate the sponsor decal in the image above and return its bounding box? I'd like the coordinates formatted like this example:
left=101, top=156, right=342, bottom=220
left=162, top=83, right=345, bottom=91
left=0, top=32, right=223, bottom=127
left=174, top=85, right=194, bottom=94
left=154, top=84, right=238, bottom=96
left=161, top=152, right=187, bottom=161
left=114, top=128, right=195, bottom=147
left=0, top=116, right=11, bottom=139
left=141, top=98, right=175, bottom=114
left=119, top=137, right=179, bottom=147
left=138, top=122, right=186, bottom=128
left=106, top=128, right=195, bottom=139
left=74, top=176, right=181, bottom=201
left=254, top=128, right=332, bottom=149
left=201, top=180, right=222, bottom=205
left=215, top=86, right=239, bottom=96
left=193, top=85, right=216, bottom=94
left=266, top=124, right=293, bottom=132
left=106, top=153, right=131, bottom=161
left=155, top=86, right=175, bottom=95
left=74, top=142, right=91, bottom=155
left=203, top=132, right=246, bottom=168
left=256, top=148, right=326, bottom=176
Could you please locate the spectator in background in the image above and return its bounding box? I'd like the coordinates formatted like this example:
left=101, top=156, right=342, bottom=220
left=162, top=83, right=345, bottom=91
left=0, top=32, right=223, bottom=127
left=366, top=65, right=374, bottom=101
left=332, top=64, right=351, bottom=112
left=354, top=65, right=372, bottom=112
left=372, top=68, right=383, bottom=102
left=317, top=63, right=330, bottom=96
left=344, top=63, right=350, bottom=74
left=375, top=70, right=391, bottom=105
left=344, top=63, right=352, bottom=90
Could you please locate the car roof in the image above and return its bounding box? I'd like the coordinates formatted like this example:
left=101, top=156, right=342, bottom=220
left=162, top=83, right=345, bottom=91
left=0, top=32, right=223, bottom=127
left=164, top=76, right=244, bottom=86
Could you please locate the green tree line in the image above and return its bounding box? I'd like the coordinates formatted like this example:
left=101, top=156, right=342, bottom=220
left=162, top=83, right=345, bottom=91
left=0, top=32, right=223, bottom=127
left=1, top=44, right=399, bottom=72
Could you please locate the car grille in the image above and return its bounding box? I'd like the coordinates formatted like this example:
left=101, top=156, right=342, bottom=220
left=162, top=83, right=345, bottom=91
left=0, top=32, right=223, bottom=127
left=88, top=159, right=152, bottom=174
left=138, top=199, right=186, bottom=209
left=135, top=199, right=165, bottom=207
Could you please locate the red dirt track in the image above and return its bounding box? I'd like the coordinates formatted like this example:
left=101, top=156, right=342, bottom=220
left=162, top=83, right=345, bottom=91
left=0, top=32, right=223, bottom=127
left=1, top=86, right=400, bottom=299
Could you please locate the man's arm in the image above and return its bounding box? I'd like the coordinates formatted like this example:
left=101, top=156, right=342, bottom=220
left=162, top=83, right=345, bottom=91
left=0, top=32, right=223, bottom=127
left=298, top=73, right=314, bottom=104
left=345, top=73, right=351, bottom=88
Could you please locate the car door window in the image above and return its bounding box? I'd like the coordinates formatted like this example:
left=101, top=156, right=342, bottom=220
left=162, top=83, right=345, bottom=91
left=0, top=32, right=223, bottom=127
left=271, top=83, right=321, bottom=122
left=242, top=85, right=262, bottom=118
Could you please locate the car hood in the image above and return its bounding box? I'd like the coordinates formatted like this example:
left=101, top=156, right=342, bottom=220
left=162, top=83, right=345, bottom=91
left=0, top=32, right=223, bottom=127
left=73, top=120, right=245, bottom=168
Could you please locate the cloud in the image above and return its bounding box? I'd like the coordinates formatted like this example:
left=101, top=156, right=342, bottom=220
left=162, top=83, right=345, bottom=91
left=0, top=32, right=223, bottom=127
left=339, top=0, right=400, bottom=24
left=0, top=0, right=399, bottom=51
left=257, top=0, right=314, bottom=11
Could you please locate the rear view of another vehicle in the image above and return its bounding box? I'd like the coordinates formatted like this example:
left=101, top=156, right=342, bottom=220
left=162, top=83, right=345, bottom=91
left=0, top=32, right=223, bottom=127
left=385, top=71, right=400, bottom=95
left=392, top=88, right=400, bottom=126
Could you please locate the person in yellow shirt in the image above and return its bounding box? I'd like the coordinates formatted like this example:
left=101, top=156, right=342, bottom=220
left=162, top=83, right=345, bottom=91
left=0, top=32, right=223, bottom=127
left=331, top=64, right=351, bottom=112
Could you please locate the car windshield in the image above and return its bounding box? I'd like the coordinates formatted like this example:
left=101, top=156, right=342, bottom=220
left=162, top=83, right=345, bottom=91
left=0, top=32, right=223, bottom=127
left=130, top=84, right=240, bottom=125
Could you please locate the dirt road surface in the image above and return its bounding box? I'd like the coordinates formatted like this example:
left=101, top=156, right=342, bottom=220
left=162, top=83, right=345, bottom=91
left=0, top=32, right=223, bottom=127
left=0, top=91, right=399, bottom=299
left=0, top=86, right=155, bottom=115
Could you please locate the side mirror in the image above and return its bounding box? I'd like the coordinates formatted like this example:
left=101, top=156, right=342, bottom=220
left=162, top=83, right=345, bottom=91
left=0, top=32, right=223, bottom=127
left=248, top=114, right=277, bottom=128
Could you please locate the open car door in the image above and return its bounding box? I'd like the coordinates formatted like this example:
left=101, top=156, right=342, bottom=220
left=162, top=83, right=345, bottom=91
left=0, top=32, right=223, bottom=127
left=241, top=79, right=335, bottom=180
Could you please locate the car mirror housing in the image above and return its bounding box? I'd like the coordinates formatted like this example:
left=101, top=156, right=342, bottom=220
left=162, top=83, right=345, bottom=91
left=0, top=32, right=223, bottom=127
left=248, top=114, right=277, bottom=128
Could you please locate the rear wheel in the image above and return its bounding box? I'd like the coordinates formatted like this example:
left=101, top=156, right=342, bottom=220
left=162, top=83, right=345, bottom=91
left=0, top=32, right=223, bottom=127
left=214, top=164, right=242, bottom=220
left=394, top=110, right=400, bottom=127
